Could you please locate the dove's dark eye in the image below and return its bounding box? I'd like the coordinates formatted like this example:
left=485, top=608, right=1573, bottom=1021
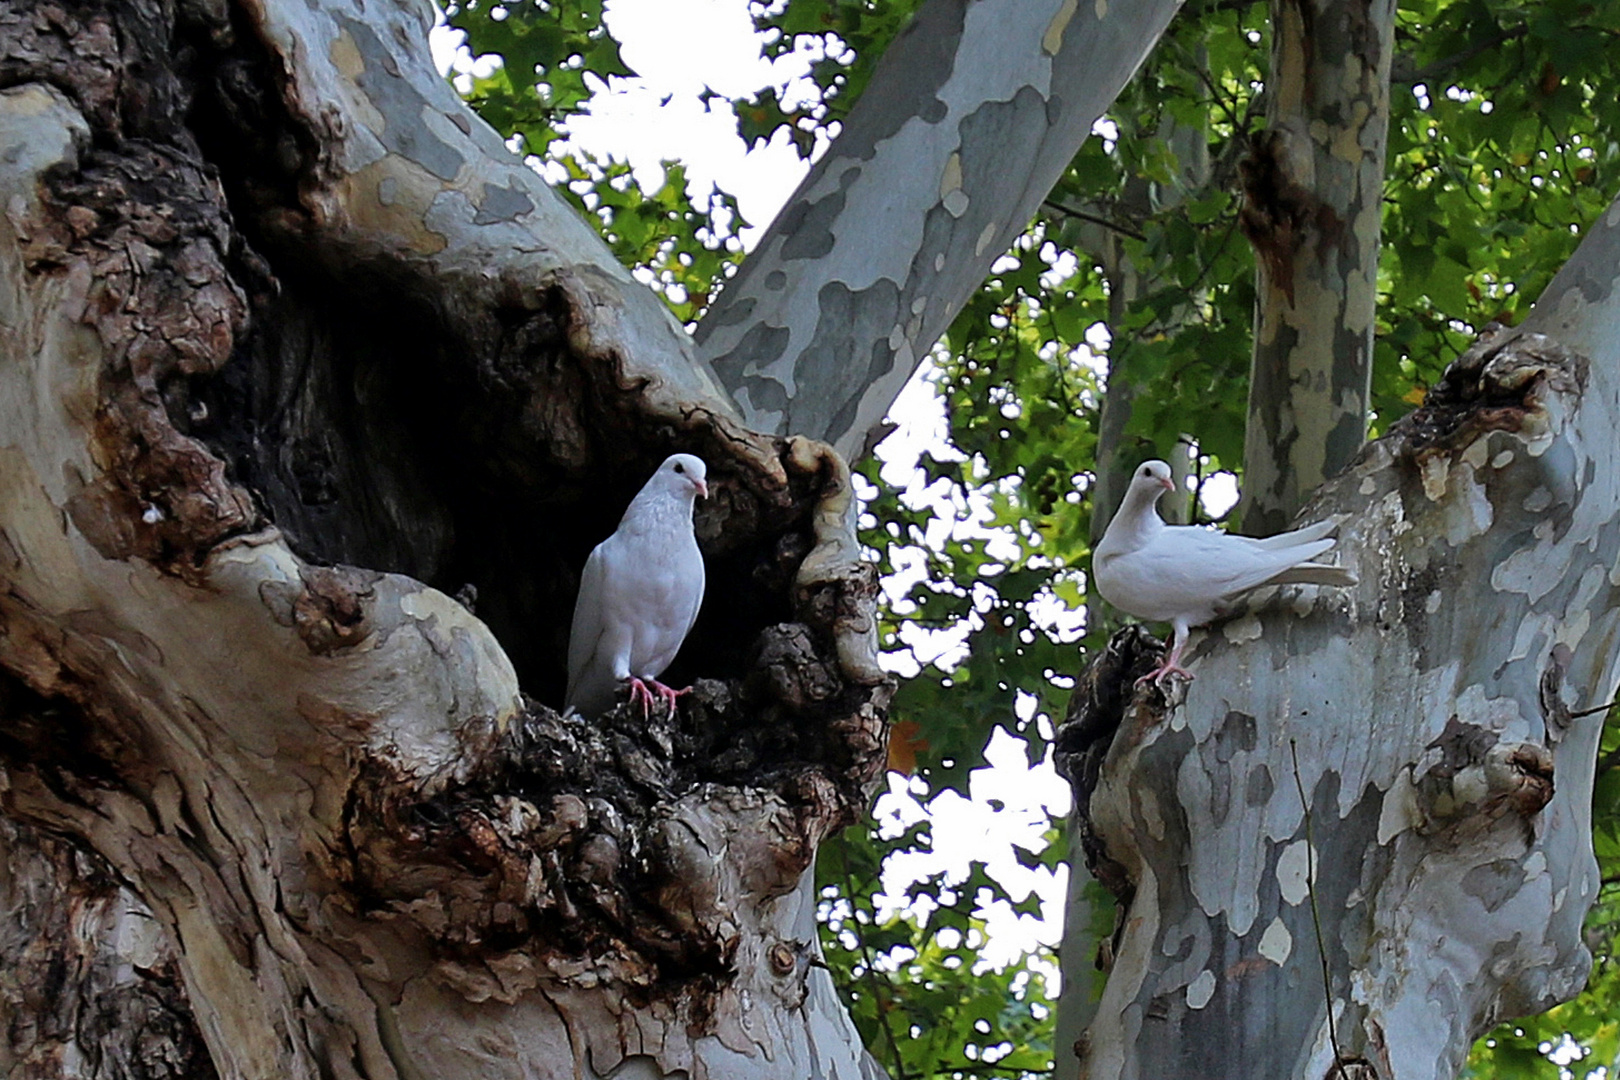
left=674, top=463, right=685, bottom=474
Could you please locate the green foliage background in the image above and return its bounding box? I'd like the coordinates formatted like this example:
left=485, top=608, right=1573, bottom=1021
left=441, top=0, right=1620, bottom=1074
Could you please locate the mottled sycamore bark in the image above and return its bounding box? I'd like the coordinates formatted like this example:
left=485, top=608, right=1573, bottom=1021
left=1237, top=0, right=1395, bottom=535
left=0, top=3, right=892, bottom=1078
left=1060, top=196, right=1620, bottom=1079
left=693, top=0, right=1184, bottom=460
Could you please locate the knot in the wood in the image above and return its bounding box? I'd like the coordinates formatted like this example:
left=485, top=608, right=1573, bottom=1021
left=1327, top=1058, right=1381, bottom=1080
left=283, top=564, right=378, bottom=653
left=1238, top=124, right=1341, bottom=302
left=1395, top=324, right=1588, bottom=453
left=1486, top=741, right=1555, bottom=817
left=1416, top=717, right=1555, bottom=826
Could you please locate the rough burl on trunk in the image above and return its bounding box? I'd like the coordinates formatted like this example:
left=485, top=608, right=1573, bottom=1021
left=0, top=2, right=892, bottom=1078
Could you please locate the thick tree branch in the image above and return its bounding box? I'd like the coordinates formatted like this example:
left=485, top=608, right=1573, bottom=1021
left=0, top=2, right=895, bottom=1078
left=693, top=0, right=1183, bottom=459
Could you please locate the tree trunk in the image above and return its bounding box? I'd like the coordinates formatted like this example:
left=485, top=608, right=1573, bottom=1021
left=1060, top=194, right=1620, bottom=1078
left=692, top=0, right=1184, bottom=461
left=1236, top=0, right=1395, bottom=535
left=0, top=3, right=892, bottom=1078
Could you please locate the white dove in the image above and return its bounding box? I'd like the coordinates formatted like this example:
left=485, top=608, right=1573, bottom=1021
left=566, top=453, right=709, bottom=717
left=1093, top=460, right=1357, bottom=686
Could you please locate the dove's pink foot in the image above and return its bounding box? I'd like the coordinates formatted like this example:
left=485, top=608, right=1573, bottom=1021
left=1135, top=660, right=1195, bottom=688
left=627, top=677, right=659, bottom=715
left=1136, top=630, right=1193, bottom=688
left=647, top=678, right=691, bottom=713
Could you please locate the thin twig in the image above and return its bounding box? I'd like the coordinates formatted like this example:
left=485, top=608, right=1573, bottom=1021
left=1568, top=697, right=1617, bottom=720
left=1392, top=25, right=1527, bottom=85
left=1040, top=199, right=1147, bottom=242
left=838, top=847, right=914, bottom=1080
left=933, top=1063, right=1056, bottom=1078
left=1290, top=739, right=1346, bottom=1079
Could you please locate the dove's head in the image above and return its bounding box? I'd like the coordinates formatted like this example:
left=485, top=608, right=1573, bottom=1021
left=659, top=453, right=709, bottom=499
left=1134, top=459, right=1176, bottom=496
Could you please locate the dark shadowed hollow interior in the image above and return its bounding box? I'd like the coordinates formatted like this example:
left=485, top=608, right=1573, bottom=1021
left=156, top=9, right=819, bottom=714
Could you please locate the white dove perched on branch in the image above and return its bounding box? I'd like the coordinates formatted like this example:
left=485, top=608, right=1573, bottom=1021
left=1094, top=460, right=1357, bottom=687
left=566, top=453, right=709, bottom=717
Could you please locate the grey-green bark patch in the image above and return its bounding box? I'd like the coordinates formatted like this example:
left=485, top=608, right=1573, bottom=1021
left=472, top=182, right=534, bottom=225
left=1462, top=860, right=1529, bottom=913
left=341, top=17, right=464, bottom=182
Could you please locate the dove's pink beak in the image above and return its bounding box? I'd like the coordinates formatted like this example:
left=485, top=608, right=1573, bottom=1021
left=694, top=478, right=709, bottom=498
left=1160, top=477, right=1175, bottom=492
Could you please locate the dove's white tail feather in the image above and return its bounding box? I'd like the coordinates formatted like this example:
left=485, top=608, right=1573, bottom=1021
left=1257, top=562, right=1358, bottom=588
left=1249, top=517, right=1339, bottom=550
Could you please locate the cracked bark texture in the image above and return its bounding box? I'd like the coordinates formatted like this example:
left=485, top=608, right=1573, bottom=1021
left=1236, top=0, right=1395, bottom=535
left=1058, top=196, right=1620, bottom=1079
left=0, top=2, right=893, bottom=1078
left=692, top=0, right=1184, bottom=460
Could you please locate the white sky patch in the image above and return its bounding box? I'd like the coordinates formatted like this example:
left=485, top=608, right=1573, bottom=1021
left=1201, top=470, right=1240, bottom=518
left=872, top=727, right=1073, bottom=971
left=432, top=0, right=825, bottom=245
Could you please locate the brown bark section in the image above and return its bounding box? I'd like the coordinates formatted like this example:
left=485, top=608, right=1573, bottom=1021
left=0, top=783, right=216, bottom=1080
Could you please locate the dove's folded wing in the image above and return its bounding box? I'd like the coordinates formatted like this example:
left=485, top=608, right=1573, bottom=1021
left=1150, top=528, right=1339, bottom=596
left=566, top=544, right=612, bottom=710
left=1260, top=562, right=1358, bottom=588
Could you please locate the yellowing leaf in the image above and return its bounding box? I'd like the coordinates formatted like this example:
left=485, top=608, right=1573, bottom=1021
left=886, top=719, right=927, bottom=776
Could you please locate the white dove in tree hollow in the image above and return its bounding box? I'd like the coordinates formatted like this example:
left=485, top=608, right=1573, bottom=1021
left=566, top=453, right=709, bottom=717
left=1093, top=459, right=1357, bottom=687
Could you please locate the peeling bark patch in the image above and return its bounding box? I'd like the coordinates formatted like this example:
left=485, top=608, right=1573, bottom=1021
left=708, top=323, right=791, bottom=420
left=1239, top=127, right=1336, bottom=305
left=290, top=564, right=378, bottom=654
left=1214, top=710, right=1257, bottom=762
left=789, top=279, right=901, bottom=448
left=1245, top=764, right=1274, bottom=806
left=0, top=808, right=218, bottom=1080
left=473, top=181, right=535, bottom=225
left=777, top=192, right=843, bottom=262
left=824, top=0, right=963, bottom=158
left=1393, top=324, right=1588, bottom=455
left=0, top=2, right=194, bottom=138
left=34, top=142, right=259, bottom=578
